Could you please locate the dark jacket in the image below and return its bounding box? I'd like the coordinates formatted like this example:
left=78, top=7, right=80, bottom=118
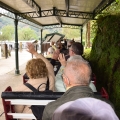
left=42, top=86, right=94, bottom=120
left=42, top=85, right=114, bottom=120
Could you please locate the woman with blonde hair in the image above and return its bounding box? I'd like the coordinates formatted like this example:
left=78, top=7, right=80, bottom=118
left=14, top=42, right=55, bottom=115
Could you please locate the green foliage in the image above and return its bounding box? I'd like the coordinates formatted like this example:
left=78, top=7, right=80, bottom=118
left=0, top=16, right=40, bottom=41
left=90, top=21, right=97, bottom=43
left=62, top=28, right=80, bottom=39
left=0, top=25, right=14, bottom=40
left=89, top=14, right=120, bottom=118
left=18, top=27, right=37, bottom=40
left=102, top=1, right=120, bottom=14
left=83, top=48, right=91, bottom=60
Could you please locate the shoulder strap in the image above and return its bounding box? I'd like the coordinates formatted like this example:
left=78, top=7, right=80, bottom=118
left=25, top=77, right=49, bottom=92
left=46, top=77, right=49, bottom=91
left=24, top=83, right=38, bottom=92
left=37, top=77, right=49, bottom=91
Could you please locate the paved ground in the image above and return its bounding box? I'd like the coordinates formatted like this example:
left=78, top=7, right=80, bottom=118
left=0, top=49, right=33, bottom=120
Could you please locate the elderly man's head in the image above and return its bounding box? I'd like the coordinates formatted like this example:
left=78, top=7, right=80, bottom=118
left=26, top=58, right=48, bottom=79
left=62, top=55, right=91, bottom=89
left=69, top=42, right=83, bottom=56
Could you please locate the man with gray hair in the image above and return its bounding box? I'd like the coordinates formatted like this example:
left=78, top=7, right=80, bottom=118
left=42, top=55, right=94, bottom=120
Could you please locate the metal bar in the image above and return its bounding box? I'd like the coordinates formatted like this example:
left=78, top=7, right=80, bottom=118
left=40, top=29, right=43, bottom=53
left=80, top=27, right=83, bottom=44
left=42, top=23, right=82, bottom=27
left=43, top=24, right=81, bottom=29
left=62, top=23, right=82, bottom=26
left=53, top=7, right=62, bottom=25
left=48, top=35, right=55, bottom=42
left=22, top=0, right=41, bottom=14
left=19, top=9, right=94, bottom=19
left=65, top=0, right=69, bottom=16
left=14, top=14, right=20, bottom=75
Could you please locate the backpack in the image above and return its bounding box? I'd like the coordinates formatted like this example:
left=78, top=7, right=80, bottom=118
left=24, top=77, right=53, bottom=120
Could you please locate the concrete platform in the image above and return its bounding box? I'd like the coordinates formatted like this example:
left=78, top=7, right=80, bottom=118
left=0, top=49, right=32, bottom=120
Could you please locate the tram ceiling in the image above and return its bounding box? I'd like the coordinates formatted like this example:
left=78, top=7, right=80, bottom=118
left=0, top=0, right=115, bottom=28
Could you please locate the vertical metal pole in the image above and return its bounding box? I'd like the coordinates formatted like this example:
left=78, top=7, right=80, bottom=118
left=14, top=14, right=20, bottom=75
left=40, top=29, right=43, bottom=53
left=81, top=27, right=83, bottom=44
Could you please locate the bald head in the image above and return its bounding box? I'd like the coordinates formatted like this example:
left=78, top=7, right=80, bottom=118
left=64, top=55, right=91, bottom=86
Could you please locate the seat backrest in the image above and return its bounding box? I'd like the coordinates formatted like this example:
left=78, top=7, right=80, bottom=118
left=101, top=87, right=109, bottom=99
left=4, top=86, right=12, bottom=92
left=1, top=87, right=64, bottom=120
left=23, top=73, right=29, bottom=84
left=2, top=86, right=15, bottom=120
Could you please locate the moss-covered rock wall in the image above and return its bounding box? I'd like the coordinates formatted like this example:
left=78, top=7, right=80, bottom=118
left=89, top=14, right=120, bottom=117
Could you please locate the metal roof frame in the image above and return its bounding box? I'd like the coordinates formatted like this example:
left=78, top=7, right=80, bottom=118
left=0, top=0, right=115, bottom=29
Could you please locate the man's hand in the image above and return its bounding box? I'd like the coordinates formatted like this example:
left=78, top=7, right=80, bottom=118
left=26, top=42, right=36, bottom=54
left=58, top=53, right=66, bottom=66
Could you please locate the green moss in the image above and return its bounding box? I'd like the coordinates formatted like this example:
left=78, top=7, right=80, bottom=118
left=89, top=14, right=120, bottom=118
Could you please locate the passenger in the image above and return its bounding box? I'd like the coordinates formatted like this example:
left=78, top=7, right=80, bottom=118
left=55, top=40, right=67, bottom=54
left=55, top=42, right=97, bottom=92
left=52, top=98, right=119, bottom=120
left=45, top=47, right=55, bottom=59
left=42, top=55, right=98, bottom=120
left=58, top=42, right=84, bottom=67
left=14, top=42, right=55, bottom=114
left=26, top=42, right=55, bottom=91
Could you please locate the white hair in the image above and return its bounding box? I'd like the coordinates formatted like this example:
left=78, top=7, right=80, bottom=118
left=65, top=55, right=92, bottom=85
left=47, top=47, right=55, bottom=54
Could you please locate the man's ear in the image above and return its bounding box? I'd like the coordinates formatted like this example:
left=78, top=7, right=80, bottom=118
left=63, top=76, right=67, bottom=86
left=63, top=76, right=70, bottom=86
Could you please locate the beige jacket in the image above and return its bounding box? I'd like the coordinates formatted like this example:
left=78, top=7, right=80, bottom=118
left=14, top=53, right=55, bottom=119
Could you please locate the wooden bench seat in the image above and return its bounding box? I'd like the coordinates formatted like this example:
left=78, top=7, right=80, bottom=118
left=1, top=86, right=64, bottom=120
left=1, top=86, right=109, bottom=120
left=7, top=113, right=36, bottom=119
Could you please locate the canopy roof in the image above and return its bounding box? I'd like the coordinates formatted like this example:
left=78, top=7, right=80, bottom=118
left=0, top=0, right=115, bottom=29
